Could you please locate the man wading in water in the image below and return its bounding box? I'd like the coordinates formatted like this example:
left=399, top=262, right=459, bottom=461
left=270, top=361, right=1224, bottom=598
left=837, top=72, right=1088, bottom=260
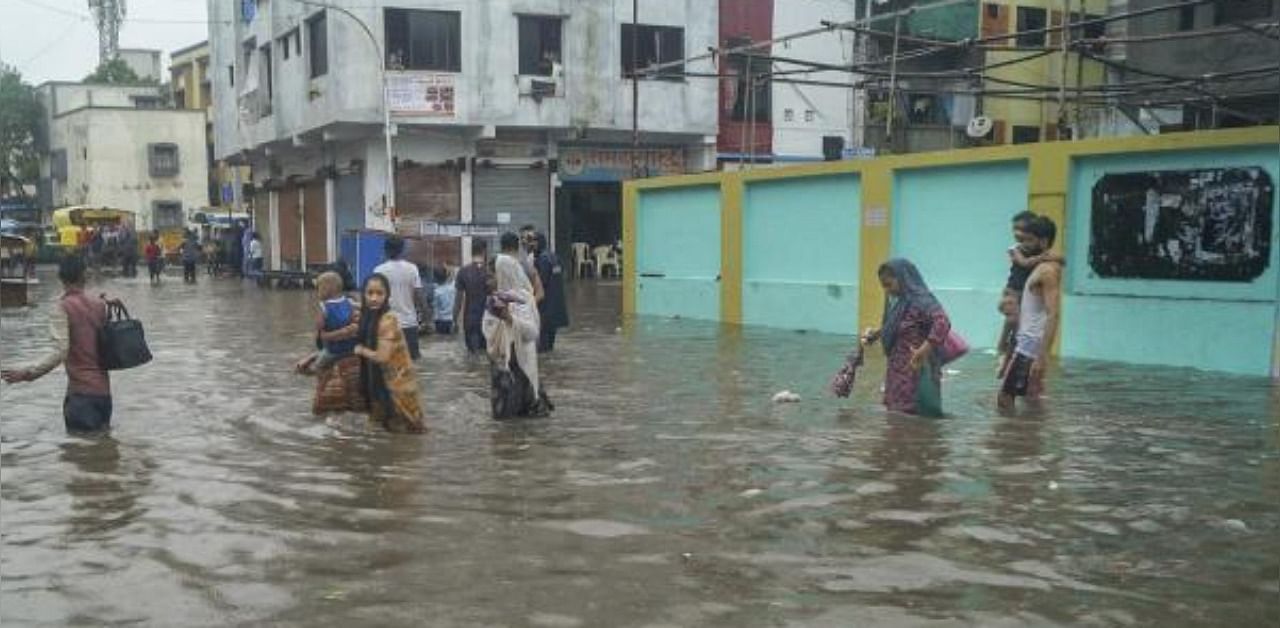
left=998, top=216, right=1062, bottom=412
left=2, top=257, right=114, bottom=432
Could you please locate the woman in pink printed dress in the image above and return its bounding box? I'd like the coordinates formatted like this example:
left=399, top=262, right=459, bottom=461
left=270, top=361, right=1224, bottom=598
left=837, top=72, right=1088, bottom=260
left=862, top=259, right=952, bottom=416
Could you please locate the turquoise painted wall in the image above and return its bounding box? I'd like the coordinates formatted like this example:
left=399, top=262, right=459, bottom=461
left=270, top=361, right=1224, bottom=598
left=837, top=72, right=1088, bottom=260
left=742, top=174, right=861, bottom=334
left=1063, top=146, right=1280, bottom=375
left=634, top=185, right=722, bottom=320
left=892, top=161, right=1031, bottom=348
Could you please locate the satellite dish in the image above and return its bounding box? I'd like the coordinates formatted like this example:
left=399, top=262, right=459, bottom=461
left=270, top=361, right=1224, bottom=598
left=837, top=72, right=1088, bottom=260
left=967, top=116, right=994, bottom=138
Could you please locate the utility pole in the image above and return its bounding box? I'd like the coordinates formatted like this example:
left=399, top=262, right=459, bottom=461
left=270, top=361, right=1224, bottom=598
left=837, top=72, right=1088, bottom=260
left=87, top=0, right=126, bottom=64
left=631, top=0, right=640, bottom=178
left=884, top=12, right=902, bottom=148
left=1058, top=0, right=1070, bottom=139
left=290, top=0, right=395, bottom=223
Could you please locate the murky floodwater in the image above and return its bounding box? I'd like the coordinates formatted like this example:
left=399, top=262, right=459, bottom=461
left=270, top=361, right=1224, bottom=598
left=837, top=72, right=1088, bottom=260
left=2, top=268, right=1277, bottom=627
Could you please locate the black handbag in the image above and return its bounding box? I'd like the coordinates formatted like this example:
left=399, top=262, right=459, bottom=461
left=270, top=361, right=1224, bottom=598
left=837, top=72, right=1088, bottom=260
left=98, top=298, right=153, bottom=370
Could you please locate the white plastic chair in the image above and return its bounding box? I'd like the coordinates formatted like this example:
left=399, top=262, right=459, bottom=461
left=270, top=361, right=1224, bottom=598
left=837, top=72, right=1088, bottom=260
left=571, top=242, right=594, bottom=279
left=594, top=245, right=619, bottom=279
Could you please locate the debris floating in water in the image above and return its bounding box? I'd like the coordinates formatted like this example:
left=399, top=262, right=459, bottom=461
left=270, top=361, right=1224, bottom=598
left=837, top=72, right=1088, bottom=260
left=772, top=390, right=801, bottom=403
left=1048, top=481, right=1059, bottom=491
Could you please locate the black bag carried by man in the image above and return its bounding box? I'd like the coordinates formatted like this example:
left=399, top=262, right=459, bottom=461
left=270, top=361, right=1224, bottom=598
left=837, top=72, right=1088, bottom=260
left=98, top=298, right=152, bottom=370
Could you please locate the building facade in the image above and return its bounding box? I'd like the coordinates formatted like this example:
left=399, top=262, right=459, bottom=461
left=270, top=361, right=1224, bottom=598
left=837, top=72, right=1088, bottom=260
left=856, top=0, right=1110, bottom=153
left=717, top=0, right=860, bottom=165
left=1100, top=0, right=1279, bottom=134
left=36, top=82, right=209, bottom=233
left=209, top=0, right=718, bottom=271
left=171, top=40, right=251, bottom=218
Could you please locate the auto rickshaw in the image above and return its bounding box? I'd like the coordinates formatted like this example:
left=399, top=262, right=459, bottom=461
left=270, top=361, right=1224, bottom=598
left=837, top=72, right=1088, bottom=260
left=51, top=205, right=139, bottom=268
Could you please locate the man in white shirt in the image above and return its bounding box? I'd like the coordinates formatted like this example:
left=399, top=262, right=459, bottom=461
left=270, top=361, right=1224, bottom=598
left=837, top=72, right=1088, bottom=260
left=373, top=236, right=428, bottom=360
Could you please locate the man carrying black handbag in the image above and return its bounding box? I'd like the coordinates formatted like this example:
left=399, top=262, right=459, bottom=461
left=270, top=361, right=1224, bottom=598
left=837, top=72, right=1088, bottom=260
left=3, top=257, right=115, bottom=433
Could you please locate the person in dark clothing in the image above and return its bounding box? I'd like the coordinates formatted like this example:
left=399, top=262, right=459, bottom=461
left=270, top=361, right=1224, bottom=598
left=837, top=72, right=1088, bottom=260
left=2, top=257, right=114, bottom=432
left=332, top=258, right=357, bottom=292
left=453, top=239, right=492, bottom=354
left=180, top=231, right=200, bottom=284
left=532, top=233, right=568, bottom=352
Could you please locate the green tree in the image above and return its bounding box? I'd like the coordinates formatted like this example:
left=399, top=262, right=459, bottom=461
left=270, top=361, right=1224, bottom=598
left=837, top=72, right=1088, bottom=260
left=0, top=65, right=42, bottom=199
left=84, top=57, right=155, bottom=85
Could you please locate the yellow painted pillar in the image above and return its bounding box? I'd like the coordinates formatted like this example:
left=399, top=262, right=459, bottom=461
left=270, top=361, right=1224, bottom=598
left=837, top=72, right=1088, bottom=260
left=1026, top=145, right=1071, bottom=356
left=720, top=174, right=744, bottom=325
left=858, top=162, right=894, bottom=333
left=622, top=182, right=637, bottom=316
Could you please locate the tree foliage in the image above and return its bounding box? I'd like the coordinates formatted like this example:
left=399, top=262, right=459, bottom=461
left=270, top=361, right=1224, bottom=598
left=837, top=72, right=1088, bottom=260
left=84, top=58, right=155, bottom=85
left=0, top=64, right=42, bottom=199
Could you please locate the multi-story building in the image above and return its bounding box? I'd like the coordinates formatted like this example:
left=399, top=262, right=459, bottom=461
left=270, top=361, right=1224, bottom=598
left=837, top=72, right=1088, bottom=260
left=1099, top=0, right=1279, bottom=134
left=858, top=0, right=1110, bottom=152
left=209, top=0, right=717, bottom=271
left=717, top=0, right=860, bottom=165
left=36, top=80, right=209, bottom=233
left=171, top=40, right=251, bottom=219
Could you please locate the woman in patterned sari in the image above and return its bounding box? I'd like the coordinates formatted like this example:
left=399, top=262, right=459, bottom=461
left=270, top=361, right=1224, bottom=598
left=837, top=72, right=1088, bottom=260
left=352, top=273, right=426, bottom=433
left=862, top=259, right=952, bottom=417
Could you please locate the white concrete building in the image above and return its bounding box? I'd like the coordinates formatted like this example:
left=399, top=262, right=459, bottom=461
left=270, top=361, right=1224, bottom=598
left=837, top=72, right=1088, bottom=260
left=209, top=0, right=718, bottom=270
left=718, top=0, right=860, bottom=165
left=37, top=82, right=209, bottom=233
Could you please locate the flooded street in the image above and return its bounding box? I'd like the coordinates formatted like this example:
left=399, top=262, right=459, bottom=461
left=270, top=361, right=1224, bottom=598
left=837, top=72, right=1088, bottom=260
left=2, top=268, right=1277, bottom=627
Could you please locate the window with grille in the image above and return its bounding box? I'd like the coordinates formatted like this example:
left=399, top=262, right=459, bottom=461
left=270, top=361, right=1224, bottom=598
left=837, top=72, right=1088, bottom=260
left=148, top=143, right=180, bottom=177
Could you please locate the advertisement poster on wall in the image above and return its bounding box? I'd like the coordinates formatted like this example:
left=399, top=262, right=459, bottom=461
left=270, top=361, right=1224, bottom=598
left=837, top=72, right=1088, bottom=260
left=1089, top=167, right=1274, bottom=282
left=386, top=73, right=456, bottom=118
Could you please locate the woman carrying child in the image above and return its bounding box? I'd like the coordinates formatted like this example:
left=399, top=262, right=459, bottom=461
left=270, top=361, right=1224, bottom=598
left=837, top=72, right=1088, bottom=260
left=352, top=273, right=427, bottom=433
left=297, top=272, right=365, bottom=415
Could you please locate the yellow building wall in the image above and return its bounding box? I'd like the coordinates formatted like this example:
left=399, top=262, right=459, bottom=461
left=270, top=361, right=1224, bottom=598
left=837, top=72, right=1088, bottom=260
left=981, top=0, right=1110, bottom=143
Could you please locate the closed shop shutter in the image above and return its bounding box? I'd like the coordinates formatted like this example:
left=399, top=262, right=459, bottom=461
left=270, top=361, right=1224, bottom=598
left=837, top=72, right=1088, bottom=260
left=253, top=190, right=272, bottom=269
left=278, top=186, right=302, bottom=268
left=303, top=179, right=328, bottom=264
left=473, top=166, right=550, bottom=235
left=396, top=164, right=461, bottom=267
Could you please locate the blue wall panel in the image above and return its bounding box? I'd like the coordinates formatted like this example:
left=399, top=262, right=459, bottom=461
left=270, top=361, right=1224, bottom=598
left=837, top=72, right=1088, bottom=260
left=635, top=185, right=721, bottom=320
left=742, top=174, right=861, bottom=334
left=1064, top=146, right=1280, bottom=375
left=892, top=161, right=1031, bottom=348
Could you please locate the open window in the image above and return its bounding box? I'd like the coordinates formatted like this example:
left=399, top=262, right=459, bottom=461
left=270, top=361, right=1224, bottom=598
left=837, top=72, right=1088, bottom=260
left=1016, top=6, right=1047, bottom=47
left=518, top=15, right=562, bottom=76
left=307, top=12, right=328, bottom=78
left=725, top=38, right=770, bottom=122
left=1215, top=0, right=1274, bottom=24
left=621, top=23, right=684, bottom=80
left=385, top=8, right=461, bottom=72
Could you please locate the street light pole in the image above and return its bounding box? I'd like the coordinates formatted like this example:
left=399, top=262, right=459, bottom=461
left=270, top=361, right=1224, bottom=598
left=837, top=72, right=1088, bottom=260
left=289, top=0, right=395, bottom=222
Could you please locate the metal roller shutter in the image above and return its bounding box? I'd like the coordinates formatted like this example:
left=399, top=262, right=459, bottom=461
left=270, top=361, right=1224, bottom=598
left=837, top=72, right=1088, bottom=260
left=396, top=164, right=461, bottom=266
left=473, top=166, right=550, bottom=235
left=278, top=186, right=302, bottom=268
left=303, top=180, right=328, bottom=264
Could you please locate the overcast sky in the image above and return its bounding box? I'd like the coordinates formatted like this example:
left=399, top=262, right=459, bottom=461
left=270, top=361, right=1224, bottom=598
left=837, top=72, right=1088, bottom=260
left=0, top=0, right=211, bottom=85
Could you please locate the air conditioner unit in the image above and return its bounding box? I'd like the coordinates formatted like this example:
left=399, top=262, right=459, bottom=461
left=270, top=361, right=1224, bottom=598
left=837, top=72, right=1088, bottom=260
left=518, top=75, right=563, bottom=100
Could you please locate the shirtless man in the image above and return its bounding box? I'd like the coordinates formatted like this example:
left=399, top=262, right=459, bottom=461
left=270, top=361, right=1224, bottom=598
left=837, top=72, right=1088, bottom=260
left=998, top=215, right=1061, bottom=412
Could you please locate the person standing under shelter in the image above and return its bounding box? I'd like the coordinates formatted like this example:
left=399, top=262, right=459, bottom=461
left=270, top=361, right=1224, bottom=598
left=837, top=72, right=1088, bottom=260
left=454, top=239, right=492, bottom=354
left=247, top=232, right=264, bottom=278
left=2, top=257, right=114, bottom=432
left=999, top=216, right=1062, bottom=412
left=373, top=235, right=427, bottom=361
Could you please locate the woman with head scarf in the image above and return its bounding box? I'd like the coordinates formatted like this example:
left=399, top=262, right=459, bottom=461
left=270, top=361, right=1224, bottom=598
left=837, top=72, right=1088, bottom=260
left=862, top=259, right=952, bottom=416
left=483, top=233, right=552, bottom=418
left=352, top=273, right=426, bottom=433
